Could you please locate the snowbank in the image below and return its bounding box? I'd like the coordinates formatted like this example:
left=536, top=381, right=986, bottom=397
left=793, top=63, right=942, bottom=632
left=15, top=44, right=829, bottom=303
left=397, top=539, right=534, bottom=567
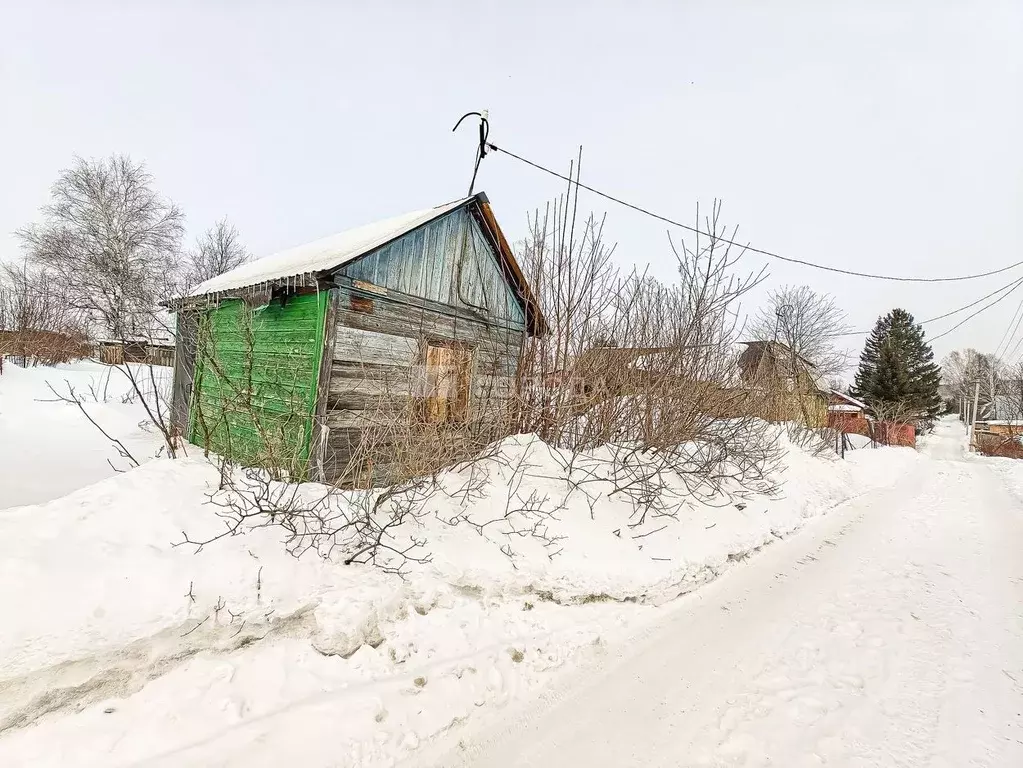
left=0, top=364, right=924, bottom=766
left=0, top=443, right=920, bottom=765
left=0, top=456, right=642, bottom=765
left=0, top=361, right=170, bottom=509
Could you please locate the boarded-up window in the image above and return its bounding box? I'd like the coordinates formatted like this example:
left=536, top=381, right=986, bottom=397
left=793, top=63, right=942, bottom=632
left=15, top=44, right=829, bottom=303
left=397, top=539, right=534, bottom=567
left=425, top=342, right=472, bottom=423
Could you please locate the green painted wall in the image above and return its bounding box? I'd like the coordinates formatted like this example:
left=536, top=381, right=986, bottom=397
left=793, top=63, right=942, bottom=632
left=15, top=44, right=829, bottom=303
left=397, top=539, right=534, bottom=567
left=189, top=292, right=326, bottom=476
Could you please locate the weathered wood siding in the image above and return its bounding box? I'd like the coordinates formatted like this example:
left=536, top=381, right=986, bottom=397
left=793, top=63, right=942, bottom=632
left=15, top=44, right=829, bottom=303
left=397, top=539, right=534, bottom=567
left=321, top=280, right=524, bottom=485
left=171, top=312, right=198, bottom=436
left=341, top=206, right=526, bottom=328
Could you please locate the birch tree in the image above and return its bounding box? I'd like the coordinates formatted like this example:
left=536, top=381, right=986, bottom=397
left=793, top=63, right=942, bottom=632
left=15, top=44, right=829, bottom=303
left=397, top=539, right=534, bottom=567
left=16, top=154, right=185, bottom=341
left=749, top=285, right=849, bottom=378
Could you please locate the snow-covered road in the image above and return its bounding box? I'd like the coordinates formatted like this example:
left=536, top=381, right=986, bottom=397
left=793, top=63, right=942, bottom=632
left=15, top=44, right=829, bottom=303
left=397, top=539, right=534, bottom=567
left=428, top=419, right=1023, bottom=767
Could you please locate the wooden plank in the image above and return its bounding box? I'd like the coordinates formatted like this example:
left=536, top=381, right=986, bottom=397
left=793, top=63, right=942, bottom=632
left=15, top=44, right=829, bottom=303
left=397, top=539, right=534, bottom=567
left=329, top=374, right=418, bottom=400
left=332, top=325, right=419, bottom=366
left=477, top=201, right=546, bottom=336
left=309, top=288, right=340, bottom=482
left=170, top=312, right=198, bottom=437
left=325, top=393, right=415, bottom=418
left=330, top=360, right=414, bottom=381
left=336, top=283, right=524, bottom=338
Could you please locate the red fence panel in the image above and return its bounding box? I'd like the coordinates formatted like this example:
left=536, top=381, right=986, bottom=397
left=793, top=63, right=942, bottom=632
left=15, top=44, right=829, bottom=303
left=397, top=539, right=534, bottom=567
left=874, top=421, right=915, bottom=448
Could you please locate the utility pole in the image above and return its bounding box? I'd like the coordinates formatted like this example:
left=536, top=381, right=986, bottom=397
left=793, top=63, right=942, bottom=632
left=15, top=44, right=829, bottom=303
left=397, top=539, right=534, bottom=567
left=969, top=381, right=981, bottom=450
left=990, top=362, right=998, bottom=420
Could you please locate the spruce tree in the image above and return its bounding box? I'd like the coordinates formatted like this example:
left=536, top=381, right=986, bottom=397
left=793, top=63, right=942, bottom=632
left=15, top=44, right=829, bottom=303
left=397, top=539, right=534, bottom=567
left=852, top=308, right=942, bottom=428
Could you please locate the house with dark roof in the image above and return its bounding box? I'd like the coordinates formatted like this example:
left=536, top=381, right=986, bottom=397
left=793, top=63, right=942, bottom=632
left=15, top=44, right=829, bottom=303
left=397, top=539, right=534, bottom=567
left=737, top=340, right=829, bottom=425
left=168, top=192, right=544, bottom=485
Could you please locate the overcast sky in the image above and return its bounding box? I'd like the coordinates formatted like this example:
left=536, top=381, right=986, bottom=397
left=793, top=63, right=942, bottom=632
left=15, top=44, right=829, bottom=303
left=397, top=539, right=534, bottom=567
left=2, top=1, right=1020, bottom=368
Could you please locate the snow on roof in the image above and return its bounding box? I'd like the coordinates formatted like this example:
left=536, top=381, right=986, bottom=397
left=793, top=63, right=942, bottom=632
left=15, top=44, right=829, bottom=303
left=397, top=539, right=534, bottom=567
left=830, top=390, right=868, bottom=410
left=187, top=196, right=472, bottom=297
left=828, top=404, right=862, bottom=413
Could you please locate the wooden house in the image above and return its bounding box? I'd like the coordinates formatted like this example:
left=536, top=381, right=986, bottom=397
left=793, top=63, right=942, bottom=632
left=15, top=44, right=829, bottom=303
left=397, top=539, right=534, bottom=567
left=168, top=192, right=544, bottom=486
left=827, top=390, right=869, bottom=432
left=549, top=346, right=677, bottom=405
left=737, top=340, right=829, bottom=425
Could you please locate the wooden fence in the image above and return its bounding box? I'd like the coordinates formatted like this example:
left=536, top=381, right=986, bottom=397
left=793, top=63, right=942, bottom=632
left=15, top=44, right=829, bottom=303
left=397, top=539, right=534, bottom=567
left=975, top=431, right=1023, bottom=459
left=98, top=341, right=175, bottom=367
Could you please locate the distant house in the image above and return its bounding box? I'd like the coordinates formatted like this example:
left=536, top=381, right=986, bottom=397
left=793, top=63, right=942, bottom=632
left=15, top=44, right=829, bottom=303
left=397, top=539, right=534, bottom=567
left=737, top=340, right=829, bottom=425
left=738, top=341, right=827, bottom=392
left=980, top=394, right=1023, bottom=423
left=549, top=346, right=678, bottom=404
left=96, top=312, right=177, bottom=367
left=828, top=390, right=869, bottom=431
left=168, top=192, right=545, bottom=485
left=974, top=394, right=1023, bottom=444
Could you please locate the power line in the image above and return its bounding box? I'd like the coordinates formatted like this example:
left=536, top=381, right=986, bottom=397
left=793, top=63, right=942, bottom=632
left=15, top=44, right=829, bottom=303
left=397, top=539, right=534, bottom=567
left=994, top=298, right=1023, bottom=358
left=1002, top=304, right=1023, bottom=363
left=825, top=274, right=1023, bottom=338
left=1003, top=328, right=1023, bottom=365
left=927, top=277, right=1023, bottom=344
left=487, top=142, right=1023, bottom=284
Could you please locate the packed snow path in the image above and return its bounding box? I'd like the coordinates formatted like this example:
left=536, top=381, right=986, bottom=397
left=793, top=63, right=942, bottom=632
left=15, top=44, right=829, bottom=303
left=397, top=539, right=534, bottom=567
left=430, top=419, right=1023, bottom=767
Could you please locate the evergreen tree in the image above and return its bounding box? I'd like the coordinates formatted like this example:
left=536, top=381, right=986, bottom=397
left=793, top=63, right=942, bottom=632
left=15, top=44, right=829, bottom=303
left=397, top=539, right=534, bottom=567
left=852, top=308, right=942, bottom=428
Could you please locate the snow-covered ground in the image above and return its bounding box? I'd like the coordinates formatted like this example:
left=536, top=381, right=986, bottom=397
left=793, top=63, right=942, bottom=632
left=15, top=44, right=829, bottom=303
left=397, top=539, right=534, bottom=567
left=422, top=418, right=1023, bottom=767
left=1, top=361, right=983, bottom=767
left=0, top=361, right=171, bottom=509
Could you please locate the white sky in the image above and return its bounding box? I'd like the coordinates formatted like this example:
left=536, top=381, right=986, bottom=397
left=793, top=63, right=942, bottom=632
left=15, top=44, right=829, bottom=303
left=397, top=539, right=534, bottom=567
left=2, top=1, right=1021, bottom=368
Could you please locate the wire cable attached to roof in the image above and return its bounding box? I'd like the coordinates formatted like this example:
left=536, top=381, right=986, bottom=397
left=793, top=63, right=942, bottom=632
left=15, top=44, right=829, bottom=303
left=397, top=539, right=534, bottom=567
left=453, top=111, right=490, bottom=197
left=485, top=141, right=1023, bottom=284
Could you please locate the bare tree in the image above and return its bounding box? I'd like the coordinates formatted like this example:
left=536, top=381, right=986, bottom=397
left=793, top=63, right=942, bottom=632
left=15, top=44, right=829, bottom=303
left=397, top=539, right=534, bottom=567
left=941, top=348, right=1001, bottom=416
left=749, top=285, right=850, bottom=379
left=184, top=218, right=248, bottom=291
left=16, top=154, right=185, bottom=341
left=512, top=152, right=781, bottom=507
left=995, top=359, right=1023, bottom=420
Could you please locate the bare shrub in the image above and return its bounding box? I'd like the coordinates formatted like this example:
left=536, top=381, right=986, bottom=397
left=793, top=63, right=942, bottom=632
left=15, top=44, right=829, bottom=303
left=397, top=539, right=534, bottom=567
left=511, top=156, right=782, bottom=510
left=0, top=260, right=92, bottom=368
left=176, top=465, right=434, bottom=576
left=41, top=380, right=141, bottom=470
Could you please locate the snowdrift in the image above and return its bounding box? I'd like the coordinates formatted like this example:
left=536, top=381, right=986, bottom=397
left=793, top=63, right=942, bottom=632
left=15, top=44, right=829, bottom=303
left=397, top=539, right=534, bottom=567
left=0, top=421, right=921, bottom=766
left=0, top=361, right=170, bottom=509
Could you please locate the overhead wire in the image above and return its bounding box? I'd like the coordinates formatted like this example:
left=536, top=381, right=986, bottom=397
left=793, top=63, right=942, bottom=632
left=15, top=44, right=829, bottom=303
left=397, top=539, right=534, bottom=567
left=1003, top=329, right=1023, bottom=365
left=927, top=277, right=1023, bottom=344
left=825, top=275, right=1023, bottom=339
left=994, top=298, right=1023, bottom=358
left=1001, top=304, right=1023, bottom=364
left=485, top=141, right=1023, bottom=284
